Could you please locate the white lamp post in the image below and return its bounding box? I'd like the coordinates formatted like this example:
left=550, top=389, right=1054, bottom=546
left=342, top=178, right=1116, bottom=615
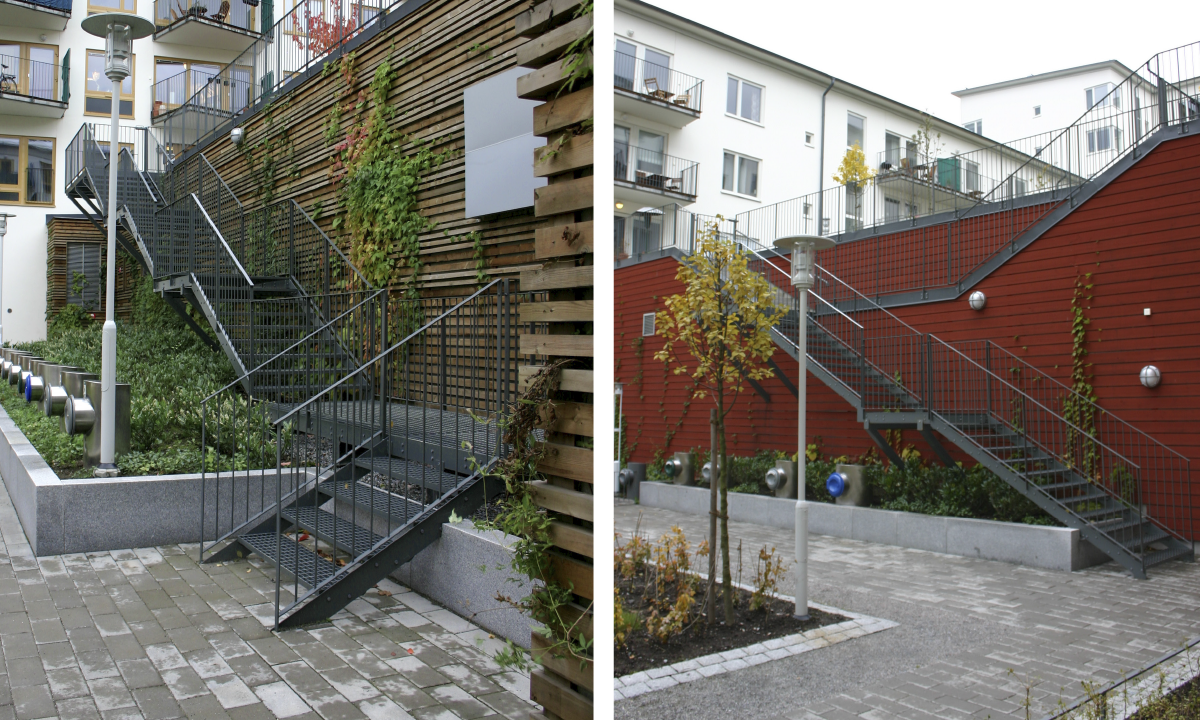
left=773, top=233, right=835, bottom=620
left=81, top=12, right=154, bottom=478
left=0, top=213, right=12, bottom=347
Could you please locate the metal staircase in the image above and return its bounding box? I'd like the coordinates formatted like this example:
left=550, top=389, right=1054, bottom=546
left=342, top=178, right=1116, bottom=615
left=739, top=244, right=1193, bottom=579
left=63, top=123, right=520, bottom=626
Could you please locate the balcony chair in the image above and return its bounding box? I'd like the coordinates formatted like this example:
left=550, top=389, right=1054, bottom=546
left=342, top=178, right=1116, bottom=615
left=642, top=77, right=673, bottom=101
left=212, top=0, right=230, bottom=22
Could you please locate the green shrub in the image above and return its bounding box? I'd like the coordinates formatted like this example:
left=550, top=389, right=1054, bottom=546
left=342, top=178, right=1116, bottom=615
left=47, top=305, right=95, bottom=336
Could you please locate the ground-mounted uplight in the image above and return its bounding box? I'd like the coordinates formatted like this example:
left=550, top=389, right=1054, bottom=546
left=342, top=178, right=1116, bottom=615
left=969, top=290, right=987, bottom=311
left=81, top=12, right=155, bottom=478
left=773, top=233, right=835, bottom=621
left=1140, top=365, right=1161, bottom=388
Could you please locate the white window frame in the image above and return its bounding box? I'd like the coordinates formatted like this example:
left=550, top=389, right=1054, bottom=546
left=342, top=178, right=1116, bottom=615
left=642, top=313, right=656, bottom=337
left=963, top=119, right=982, bottom=135
left=805, top=132, right=814, bottom=147
left=725, top=75, right=764, bottom=126
left=1086, top=83, right=1119, bottom=110
left=1033, top=105, right=1041, bottom=117
left=846, top=111, right=865, bottom=149
left=721, top=150, right=761, bottom=200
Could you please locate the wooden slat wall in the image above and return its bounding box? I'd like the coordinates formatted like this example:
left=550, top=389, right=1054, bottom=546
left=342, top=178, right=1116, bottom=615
left=45, top=217, right=136, bottom=325
left=196, top=0, right=561, bottom=299
left=515, top=2, right=594, bottom=717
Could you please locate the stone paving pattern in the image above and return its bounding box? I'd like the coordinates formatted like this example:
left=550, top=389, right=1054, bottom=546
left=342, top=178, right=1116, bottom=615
left=0, top=478, right=538, bottom=720
left=615, top=501, right=1200, bottom=720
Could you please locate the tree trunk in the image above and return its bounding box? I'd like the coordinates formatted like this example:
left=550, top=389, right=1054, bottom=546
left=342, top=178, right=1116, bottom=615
left=718, top=404, right=734, bottom=624
left=707, top=409, right=717, bottom=625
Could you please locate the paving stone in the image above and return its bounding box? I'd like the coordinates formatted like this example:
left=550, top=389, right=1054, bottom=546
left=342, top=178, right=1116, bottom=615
left=11, top=683, right=56, bottom=720
left=131, top=685, right=183, bottom=720
left=205, top=675, right=259, bottom=710
left=253, top=681, right=311, bottom=719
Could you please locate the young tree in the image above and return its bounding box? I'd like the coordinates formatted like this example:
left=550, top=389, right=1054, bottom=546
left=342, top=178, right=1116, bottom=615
left=655, top=222, right=784, bottom=624
left=911, top=112, right=945, bottom=183
left=832, top=143, right=875, bottom=232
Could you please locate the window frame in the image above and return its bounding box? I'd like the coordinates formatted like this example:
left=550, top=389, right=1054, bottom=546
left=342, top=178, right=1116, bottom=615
left=1033, top=105, right=1041, bottom=117
left=0, top=135, right=56, bottom=207
left=721, top=150, right=761, bottom=199
left=846, top=111, right=864, bottom=149
left=963, top=119, right=982, bottom=135
left=87, top=0, right=135, bottom=14
left=0, top=41, right=60, bottom=101
left=85, top=49, right=135, bottom=119
left=1085, top=83, right=1119, bottom=110
left=725, top=75, right=764, bottom=126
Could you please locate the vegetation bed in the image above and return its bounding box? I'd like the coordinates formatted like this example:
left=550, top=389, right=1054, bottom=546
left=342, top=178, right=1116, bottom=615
left=4, top=282, right=241, bottom=478
left=614, top=525, right=846, bottom=678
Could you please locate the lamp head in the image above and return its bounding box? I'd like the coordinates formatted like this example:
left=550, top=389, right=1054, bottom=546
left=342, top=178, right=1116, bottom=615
left=773, top=234, right=835, bottom=289
left=0, top=213, right=14, bottom=237
left=81, top=13, right=155, bottom=82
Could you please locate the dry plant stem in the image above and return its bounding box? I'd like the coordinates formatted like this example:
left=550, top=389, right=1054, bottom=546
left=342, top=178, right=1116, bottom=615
left=708, top=408, right=717, bottom=625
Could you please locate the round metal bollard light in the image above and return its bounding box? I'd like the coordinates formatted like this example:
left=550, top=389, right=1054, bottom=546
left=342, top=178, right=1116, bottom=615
left=826, top=471, right=847, bottom=497
left=701, top=461, right=714, bottom=483
left=765, top=466, right=786, bottom=491
left=44, top=385, right=68, bottom=416
left=1140, top=365, right=1161, bottom=388
left=26, top=374, right=45, bottom=402
left=65, top=396, right=96, bottom=436
left=663, top=457, right=683, bottom=478
left=617, top=467, right=635, bottom=493
left=969, top=290, right=987, bottom=311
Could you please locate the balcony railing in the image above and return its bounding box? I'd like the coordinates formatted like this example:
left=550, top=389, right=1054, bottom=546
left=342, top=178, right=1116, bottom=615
left=152, top=66, right=218, bottom=118
left=155, top=0, right=390, bottom=158
left=614, top=51, right=703, bottom=113
left=616, top=203, right=741, bottom=258
left=614, top=142, right=698, bottom=198
left=155, top=0, right=257, bottom=33
left=4, top=0, right=71, bottom=12
left=0, top=52, right=67, bottom=103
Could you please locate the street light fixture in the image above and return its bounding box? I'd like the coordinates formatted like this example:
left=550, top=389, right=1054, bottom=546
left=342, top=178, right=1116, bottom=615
left=0, top=213, right=13, bottom=347
left=773, top=233, right=835, bottom=620
left=81, top=12, right=154, bottom=478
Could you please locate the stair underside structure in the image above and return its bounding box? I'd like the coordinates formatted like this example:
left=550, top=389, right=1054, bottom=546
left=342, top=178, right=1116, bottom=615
left=64, top=124, right=516, bottom=626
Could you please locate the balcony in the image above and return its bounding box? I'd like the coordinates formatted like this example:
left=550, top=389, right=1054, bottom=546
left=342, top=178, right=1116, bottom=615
left=151, top=64, right=219, bottom=121
left=154, top=0, right=259, bottom=51
left=0, top=51, right=69, bottom=118
left=0, top=0, right=70, bottom=31
left=614, top=142, right=698, bottom=208
left=614, top=51, right=702, bottom=128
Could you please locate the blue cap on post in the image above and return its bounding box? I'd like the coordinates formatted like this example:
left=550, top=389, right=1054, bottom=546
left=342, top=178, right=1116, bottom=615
left=826, top=471, right=846, bottom=498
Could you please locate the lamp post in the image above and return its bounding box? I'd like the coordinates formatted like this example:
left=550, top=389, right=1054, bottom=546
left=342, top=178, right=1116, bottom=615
left=773, top=233, right=835, bottom=620
left=81, top=12, right=154, bottom=478
left=0, top=213, right=12, bottom=347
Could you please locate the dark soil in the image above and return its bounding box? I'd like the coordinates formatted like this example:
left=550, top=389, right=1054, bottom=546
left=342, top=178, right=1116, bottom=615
left=615, top=571, right=847, bottom=678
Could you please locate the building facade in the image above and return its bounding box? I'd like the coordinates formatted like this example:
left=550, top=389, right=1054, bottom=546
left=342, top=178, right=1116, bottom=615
left=0, top=0, right=262, bottom=342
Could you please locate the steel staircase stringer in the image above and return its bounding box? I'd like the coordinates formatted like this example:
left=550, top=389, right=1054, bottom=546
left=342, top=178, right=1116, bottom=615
left=184, top=275, right=251, bottom=386
left=277, top=471, right=503, bottom=628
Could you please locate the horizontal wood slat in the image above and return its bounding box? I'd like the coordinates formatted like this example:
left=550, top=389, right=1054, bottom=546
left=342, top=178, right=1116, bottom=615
left=519, top=366, right=592, bottom=393
left=520, top=264, right=593, bottom=291
left=529, top=481, right=592, bottom=521
left=533, top=133, right=594, bottom=178
left=515, top=0, right=583, bottom=37
left=531, top=669, right=593, bottom=720
left=520, top=334, right=593, bottom=357
left=519, top=300, right=594, bottom=323
left=534, top=175, right=593, bottom=216
left=536, top=399, right=593, bottom=435
left=547, top=519, right=592, bottom=558
left=534, top=220, right=593, bottom=258
left=517, top=51, right=591, bottom=101
left=536, top=441, right=592, bottom=482
left=548, top=551, right=592, bottom=599
left=531, top=631, right=593, bottom=691
left=533, top=86, right=593, bottom=137
left=515, top=12, right=591, bottom=67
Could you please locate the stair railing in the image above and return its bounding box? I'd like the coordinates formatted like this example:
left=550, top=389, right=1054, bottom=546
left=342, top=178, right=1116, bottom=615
left=263, top=278, right=516, bottom=627
left=199, top=287, right=390, bottom=565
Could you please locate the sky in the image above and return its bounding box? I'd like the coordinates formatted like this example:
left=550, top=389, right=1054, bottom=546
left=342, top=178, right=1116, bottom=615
left=635, top=0, right=1200, bottom=126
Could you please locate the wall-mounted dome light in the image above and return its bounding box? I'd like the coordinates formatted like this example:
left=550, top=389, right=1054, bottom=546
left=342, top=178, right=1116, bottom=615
left=231, top=127, right=244, bottom=146
left=1140, top=365, right=1161, bottom=388
left=969, top=290, right=987, bottom=311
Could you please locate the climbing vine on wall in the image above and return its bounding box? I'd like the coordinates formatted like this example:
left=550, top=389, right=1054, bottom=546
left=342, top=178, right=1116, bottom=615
left=1062, top=272, right=1099, bottom=476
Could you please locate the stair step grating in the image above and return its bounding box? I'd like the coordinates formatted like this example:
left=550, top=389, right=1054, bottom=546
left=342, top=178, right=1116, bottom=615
left=240, top=532, right=338, bottom=588
left=282, top=504, right=382, bottom=557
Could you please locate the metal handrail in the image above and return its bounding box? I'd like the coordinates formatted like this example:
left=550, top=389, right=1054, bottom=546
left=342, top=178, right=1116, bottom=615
left=171, top=192, right=253, bottom=285
left=738, top=244, right=864, bottom=330
left=274, top=278, right=506, bottom=426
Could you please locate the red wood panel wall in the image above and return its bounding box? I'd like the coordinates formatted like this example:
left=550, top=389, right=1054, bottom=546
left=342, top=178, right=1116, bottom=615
left=616, top=132, right=1200, bottom=534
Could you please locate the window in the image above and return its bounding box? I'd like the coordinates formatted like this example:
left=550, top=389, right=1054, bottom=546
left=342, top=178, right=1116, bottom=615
left=963, top=119, right=982, bottom=135
left=0, top=42, right=60, bottom=101
left=67, top=243, right=102, bottom=311
left=88, top=0, right=134, bottom=13
left=1086, top=83, right=1119, bottom=110
left=722, top=151, right=759, bottom=197
left=1087, top=127, right=1122, bottom=153
left=632, top=129, right=664, bottom=181
left=963, top=160, right=980, bottom=192
left=1013, top=177, right=1027, bottom=197
left=726, top=76, right=762, bottom=123
left=821, top=218, right=830, bottom=234
left=643, top=48, right=670, bottom=95
left=642, top=313, right=656, bottom=336
left=884, top=132, right=901, bottom=166
left=154, top=57, right=219, bottom=116
left=1033, top=105, right=1041, bottom=117
left=905, top=140, right=918, bottom=166
left=614, top=39, right=635, bottom=91
left=805, top=132, right=814, bottom=146
left=884, top=198, right=900, bottom=223
left=614, top=125, right=630, bottom=181
left=847, top=113, right=863, bottom=148
left=0, top=135, right=55, bottom=206
left=86, top=50, right=134, bottom=118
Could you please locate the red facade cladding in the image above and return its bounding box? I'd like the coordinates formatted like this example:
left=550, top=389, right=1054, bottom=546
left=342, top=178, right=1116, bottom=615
left=615, top=132, right=1200, bottom=509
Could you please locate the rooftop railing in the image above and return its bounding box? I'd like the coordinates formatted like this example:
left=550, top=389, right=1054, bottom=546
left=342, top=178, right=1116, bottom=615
left=156, top=0, right=390, bottom=158
left=0, top=51, right=68, bottom=103
left=614, top=142, right=698, bottom=198
left=614, top=50, right=703, bottom=113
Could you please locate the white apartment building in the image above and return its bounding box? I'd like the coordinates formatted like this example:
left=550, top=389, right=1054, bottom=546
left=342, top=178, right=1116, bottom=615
left=613, top=0, right=1005, bottom=257
left=0, top=0, right=261, bottom=342
left=953, top=61, right=1135, bottom=146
